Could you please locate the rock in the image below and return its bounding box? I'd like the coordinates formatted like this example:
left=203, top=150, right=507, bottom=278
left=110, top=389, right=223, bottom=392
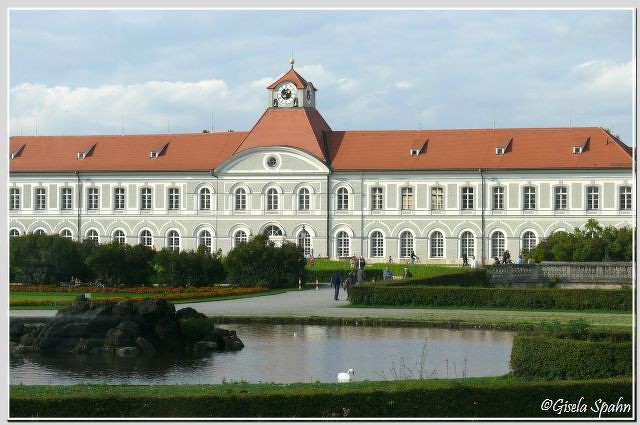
left=9, top=321, right=25, bottom=342
left=135, top=337, right=156, bottom=355
left=71, top=338, right=103, bottom=355
left=86, top=315, right=121, bottom=338
left=138, top=299, right=175, bottom=322
left=176, top=307, right=207, bottom=322
left=153, top=319, right=182, bottom=351
left=113, top=300, right=136, bottom=320
left=117, top=346, right=140, bottom=357
left=62, top=322, right=89, bottom=338
left=193, top=341, right=218, bottom=354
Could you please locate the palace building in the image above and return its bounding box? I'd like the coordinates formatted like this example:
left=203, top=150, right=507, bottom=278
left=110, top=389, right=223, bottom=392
left=8, top=65, right=635, bottom=263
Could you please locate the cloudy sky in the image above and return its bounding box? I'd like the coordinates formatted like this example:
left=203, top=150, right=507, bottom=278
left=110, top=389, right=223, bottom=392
left=9, top=9, right=635, bottom=145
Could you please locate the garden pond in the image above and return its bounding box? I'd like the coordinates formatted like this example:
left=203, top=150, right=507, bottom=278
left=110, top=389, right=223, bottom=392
left=10, top=323, right=513, bottom=385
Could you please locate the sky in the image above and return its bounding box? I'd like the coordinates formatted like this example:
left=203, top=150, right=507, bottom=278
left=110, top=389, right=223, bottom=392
left=8, top=9, right=635, bottom=145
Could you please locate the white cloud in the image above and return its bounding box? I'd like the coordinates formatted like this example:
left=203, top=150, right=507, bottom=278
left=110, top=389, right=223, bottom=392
left=575, top=59, right=633, bottom=96
left=10, top=79, right=230, bottom=135
left=395, top=81, right=412, bottom=90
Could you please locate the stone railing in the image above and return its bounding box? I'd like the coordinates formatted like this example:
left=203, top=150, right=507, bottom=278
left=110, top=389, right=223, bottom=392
left=489, top=262, right=633, bottom=286
left=539, top=261, right=633, bottom=284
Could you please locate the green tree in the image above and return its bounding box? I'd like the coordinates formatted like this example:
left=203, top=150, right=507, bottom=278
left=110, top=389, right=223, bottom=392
left=10, top=233, right=87, bottom=284
left=224, top=234, right=306, bottom=288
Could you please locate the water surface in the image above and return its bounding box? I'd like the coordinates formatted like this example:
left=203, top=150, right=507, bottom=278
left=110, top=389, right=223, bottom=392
left=10, top=323, right=513, bottom=385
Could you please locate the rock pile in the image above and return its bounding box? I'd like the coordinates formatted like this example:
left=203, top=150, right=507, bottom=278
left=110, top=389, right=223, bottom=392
left=10, top=296, right=244, bottom=357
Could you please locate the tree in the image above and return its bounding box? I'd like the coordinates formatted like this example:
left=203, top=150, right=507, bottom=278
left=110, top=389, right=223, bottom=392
left=529, top=220, right=633, bottom=262
left=224, top=234, right=306, bottom=288
left=10, top=234, right=87, bottom=284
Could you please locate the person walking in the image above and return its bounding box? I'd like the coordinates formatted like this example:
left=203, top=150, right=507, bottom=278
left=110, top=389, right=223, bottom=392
left=462, top=253, right=469, bottom=267
left=330, top=270, right=343, bottom=301
left=410, top=250, right=417, bottom=264
left=470, top=255, right=477, bottom=269
left=345, top=270, right=357, bottom=299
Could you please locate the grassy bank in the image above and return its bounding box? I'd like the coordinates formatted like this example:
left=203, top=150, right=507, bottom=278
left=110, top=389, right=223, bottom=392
left=10, top=376, right=632, bottom=418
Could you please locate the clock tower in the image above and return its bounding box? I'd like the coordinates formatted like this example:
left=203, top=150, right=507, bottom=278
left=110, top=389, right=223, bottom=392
left=267, top=59, right=317, bottom=109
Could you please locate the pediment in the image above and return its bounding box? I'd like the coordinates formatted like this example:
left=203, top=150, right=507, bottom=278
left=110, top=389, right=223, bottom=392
left=215, top=146, right=330, bottom=175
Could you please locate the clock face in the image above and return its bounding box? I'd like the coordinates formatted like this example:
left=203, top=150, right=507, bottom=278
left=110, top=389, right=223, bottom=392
left=276, top=82, right=297, bottom=105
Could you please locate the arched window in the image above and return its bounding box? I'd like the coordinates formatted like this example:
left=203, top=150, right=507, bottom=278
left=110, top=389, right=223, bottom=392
left=60, top=229, right=73, bottom=240
left=234, top=188, right=247, bottom=211
left=491, top=231, right=505, bottom=258
left=113, top=229, right=126, bottom=244
left=34, top=228, right=46, bottom=235
left=298, top=188, right=310, bottom=211
left=400, top=231, right=414, bottom=258
left=336, top=231, right=350, bottom=257
left=86, top=229, right=99, bottom=244
left=199, top=230, right=212, bottom=254
left=167, top=230, right=180, bottom=251
left=199, top=187, right=211, bottom=210
left=264, top=225, right=283, bottom=238
left=430, top=231, right=444, bottom=258
left=266, top=188, right=279, bottom=211
left=370, top=231, right=384, bottom=258
left=460, top=231, right=474, bottom=258
left=9, top=228, right=20, bottom=237
left=234, top=230, right=248, bottom=247
left=140, top=230, right=153, bottom=247
left=297, top=229, right=311, bottom=256
left=522, top=231, right=537, bottom=252
left=337, top=187, right=349, bottom=210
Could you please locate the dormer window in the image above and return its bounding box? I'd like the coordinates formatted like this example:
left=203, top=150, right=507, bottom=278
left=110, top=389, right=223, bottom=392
left=573, top=137, right=589, bottom=155
left=150, top=143, right=168, bottom=159
left=495, top=138, right=512, bottom=155
left=10, top=144, right=25, bottom=159
left=77, top=144, right=96, bottom=160
left=410, top=140, right=427, bottom=157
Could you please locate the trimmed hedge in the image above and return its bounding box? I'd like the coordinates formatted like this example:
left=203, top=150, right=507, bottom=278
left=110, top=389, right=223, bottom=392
left=511, top=335, right=632, bottom=380
left=388, top=269, right=488, bottom=287
left=10, top=378, right=632, bottom=418
left=348, top=286, right=631, bottom=310
left=309, top=269, right=383, bottom=283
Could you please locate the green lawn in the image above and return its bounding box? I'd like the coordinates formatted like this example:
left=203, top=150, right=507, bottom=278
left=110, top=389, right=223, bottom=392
left=307, top=258, right=460, bottom=278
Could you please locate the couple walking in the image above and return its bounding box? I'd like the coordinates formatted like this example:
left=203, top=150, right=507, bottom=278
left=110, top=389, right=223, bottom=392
left=330, top=269, right=357, bottom=301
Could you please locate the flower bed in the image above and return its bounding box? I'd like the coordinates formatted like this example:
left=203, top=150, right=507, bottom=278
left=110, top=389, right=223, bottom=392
left=10, top=285, right=267, bottom=307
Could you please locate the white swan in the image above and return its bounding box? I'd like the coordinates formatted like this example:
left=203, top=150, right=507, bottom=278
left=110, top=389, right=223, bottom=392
left=337, top=369, right=355, bottom=383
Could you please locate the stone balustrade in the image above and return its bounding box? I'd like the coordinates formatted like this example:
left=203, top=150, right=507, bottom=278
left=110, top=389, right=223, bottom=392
left=489, top=262, right=633, bottom=286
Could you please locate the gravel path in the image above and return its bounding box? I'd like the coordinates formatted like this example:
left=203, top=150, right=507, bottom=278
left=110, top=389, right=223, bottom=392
left=10, top=285, right=632, bottom=328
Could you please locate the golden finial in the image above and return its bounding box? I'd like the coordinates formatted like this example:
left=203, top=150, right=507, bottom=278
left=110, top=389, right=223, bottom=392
left=290, top=57, right=295, bottom=68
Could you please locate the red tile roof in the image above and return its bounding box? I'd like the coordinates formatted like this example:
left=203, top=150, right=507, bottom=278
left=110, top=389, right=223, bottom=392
left=9, top=132, right=246, bottom=172
left=232, top=107, right=331, bottom=161
left=326, top=127, right=632, bottom=170
left=267, top=68, right=309, bottom=89
left=9, top=113, right=632, bottom=173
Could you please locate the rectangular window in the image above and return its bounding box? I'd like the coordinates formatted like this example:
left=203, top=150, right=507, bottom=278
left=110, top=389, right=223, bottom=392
left=492, top=186, right=504, bottom=210
left=114, top=187, right=125, bottom=210
left=168, top=188, right=180, bottom=210
left=87, top=187, right=99, bottom=210
left=586, top=186, right=599, bottom=210
left=554, top=186, right=567, bottom=210
left=371, top=187, right=383, bottom=210
left=461, top=187, right=474, bottom=210
left=619, top=186, right=632, bottom=210
left=61, top=188, right=72, bottom=210
left=401, top=187, right=413, bottom=210
left=35, top=188, right=46, bottom=210
left=431, top=187, right=444, bottom=210
left=9, top=188, right=20, bottom=210
left=140, top=187, right=152, bottom=210
left=523, top=186, right=536, bottom=210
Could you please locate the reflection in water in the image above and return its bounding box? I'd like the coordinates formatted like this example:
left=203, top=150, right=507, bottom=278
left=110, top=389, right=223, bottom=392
left=10, top=324, right=513, bottom=385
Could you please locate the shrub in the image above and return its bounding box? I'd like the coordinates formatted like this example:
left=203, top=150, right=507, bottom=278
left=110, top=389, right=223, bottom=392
left=10, top=378, right=632, bottom=418
left=388, top=269, right=488, bottom=287
left=153, top=249, right=224, bottom=287
left=224, top=234, right=306, bottom=289
left=348, top=286, right=631, bottom=310
left=510, top=335, right=632, bottom=380
left=179, top=317, right=216, bottom=343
